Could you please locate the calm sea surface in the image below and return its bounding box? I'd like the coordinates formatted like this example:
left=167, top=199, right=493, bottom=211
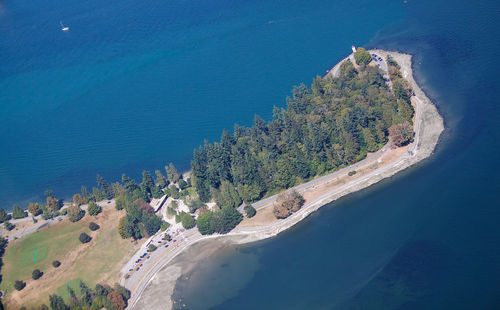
left=2, top=0, right=500, bottom=308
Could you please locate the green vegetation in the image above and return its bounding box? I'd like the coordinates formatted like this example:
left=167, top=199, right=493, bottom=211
left=191, top=60, right=414, bottom=207
left=87, top=201, right=102, bottom=216
left=148, top=244, right=157, bottom=252
left=0, top=207, right=8, bottom=223
left=165, top=162, right=180, bottom=183
left=14, top=280, right=26, bottom=291
left=1, top=208, right=139, bottom=308
left=89, top=222, right=100, bottom=231
left=67, top=205, right=85, bottom=223
left=12, top=204, right=27, bottom=219
left=273, top=190, right=305, bottom=219
left=32, top=269, right=43, bottom=280
left=78, top=232, right=91, bottom=244
left=160, top=221, right=170, bottom=231
left=354, top=47, right=372, bottom=66
left=0, top=238, right=7, bottom=309
left=348, top=170, right=357, bottom=176
left=196, top=206, right=243, bottom=235
left=28, top=202, right=43, bottom=216
left=181, top=213, right=196, bottom=229
left=4, top=221, right=15, bottom=231
left=244, top=205, right=256, bottom=218
left=50, top=281, right=131, bottom=310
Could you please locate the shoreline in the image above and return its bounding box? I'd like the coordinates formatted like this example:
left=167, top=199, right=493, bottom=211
left=128, top=50, right=445, bottom=309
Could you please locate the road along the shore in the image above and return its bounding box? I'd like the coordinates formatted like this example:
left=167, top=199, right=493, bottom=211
left=126, top=50, right=444, bottom=310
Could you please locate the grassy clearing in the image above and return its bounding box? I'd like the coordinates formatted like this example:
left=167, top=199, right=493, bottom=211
left=2, top=207, right=141, bottom=308
left=1, top=219, right=84, bottom=292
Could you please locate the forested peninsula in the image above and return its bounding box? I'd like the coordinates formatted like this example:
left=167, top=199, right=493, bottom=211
left=0, top=48, right=431, bottom=310
left=191, top=53, right=414, bottom=206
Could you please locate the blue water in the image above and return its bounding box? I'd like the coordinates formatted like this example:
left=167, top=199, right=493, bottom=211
left=167, top=0, right=499, bottom=309
left=2, top=0, right=393, bottom=208
left=1, top=0, right=500, bottom=308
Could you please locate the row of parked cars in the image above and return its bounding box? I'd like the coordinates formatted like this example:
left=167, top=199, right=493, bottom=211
left=371, top=53, right=383, bottom=62
left=128, top=233, right=180, bottom=273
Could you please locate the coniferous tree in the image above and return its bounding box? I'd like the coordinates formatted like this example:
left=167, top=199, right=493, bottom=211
left=12, top=205, right=27, bottom=219
left=97, top=174, right=113, bottom=199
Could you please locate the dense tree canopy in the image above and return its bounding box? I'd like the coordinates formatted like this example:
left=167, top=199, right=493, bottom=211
left=196, top=206, right=243, bottom=235
left=191, top=60, right=414, bottom=204
left=354, top=47, right=372, bottom=66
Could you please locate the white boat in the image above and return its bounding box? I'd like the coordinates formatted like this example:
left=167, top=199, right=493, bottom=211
left=60, top=21, right=69, bottom=31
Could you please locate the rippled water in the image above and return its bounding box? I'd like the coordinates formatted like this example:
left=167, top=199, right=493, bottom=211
left=2, top=0, right=500, bottom=308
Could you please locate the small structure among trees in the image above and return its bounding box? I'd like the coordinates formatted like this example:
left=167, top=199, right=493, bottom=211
left=273, top=190, right=305, bottom=219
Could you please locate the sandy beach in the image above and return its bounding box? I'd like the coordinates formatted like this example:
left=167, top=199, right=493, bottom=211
left=128, top=50, right=445, bottom=310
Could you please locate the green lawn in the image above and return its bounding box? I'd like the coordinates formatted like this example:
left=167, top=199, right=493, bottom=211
left=1, top=220, right=85, bottom=293
left=2, top=208, right=141, bottom=308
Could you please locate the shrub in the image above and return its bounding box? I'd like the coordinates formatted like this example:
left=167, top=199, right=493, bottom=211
left=87, top=201, right=102, bottom=216
left=244, top=205, right=256, bottom=218
left=148, top=244, right=157, bottom=252
left=60, top=209, right=67, bottom=215
left=52, top=260, right=61, bottom=267
left=32, top=269, right=43, bottom=280
left=89, top=222, right=100, bottom=231
left=14, top=280, right=26, bottom=291
left=273, top=190, right=305, bottom=219
left=67, top=205, right=85, bottom=222
left=4, top=221, right=14, bottom=231
left=79, top=232, right=92, bottom=243
left=162, top=234, right=172, bottom=241
left=348, top=170, right=357, bottom=176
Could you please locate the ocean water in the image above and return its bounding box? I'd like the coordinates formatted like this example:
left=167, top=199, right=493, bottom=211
left=167, top=0, right=500, bottom=310
left=2, top=0, right=500, bottom=308
left=1, top=0, right=393, bottom=208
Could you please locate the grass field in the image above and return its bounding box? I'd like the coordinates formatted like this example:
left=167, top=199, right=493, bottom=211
left=1, top=206, right=141, bottom=308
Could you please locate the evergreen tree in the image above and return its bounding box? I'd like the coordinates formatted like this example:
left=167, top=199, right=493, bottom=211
left=155, top=170, right=168, bottom=188
left=12, top=205, right=27, bottom=219
left=92, top=187, right=106, bottom=201
left=165, top=163, right=180, bottom=183
left=49, top=294, right=69, bottom=310
left=97, top=174, right=113, bottom=199
left=0, top=208, right=9, bottom=223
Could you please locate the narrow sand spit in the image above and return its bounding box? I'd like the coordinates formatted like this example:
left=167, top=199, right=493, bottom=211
left=129, top=50, right=444, bottom=310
